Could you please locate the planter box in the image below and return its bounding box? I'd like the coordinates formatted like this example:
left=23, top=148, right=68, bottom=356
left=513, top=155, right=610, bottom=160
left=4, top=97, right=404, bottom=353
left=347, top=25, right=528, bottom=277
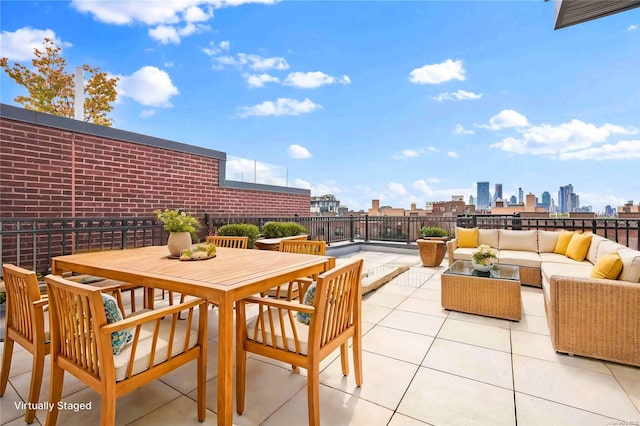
left=254, top=234, right=309, bottom=251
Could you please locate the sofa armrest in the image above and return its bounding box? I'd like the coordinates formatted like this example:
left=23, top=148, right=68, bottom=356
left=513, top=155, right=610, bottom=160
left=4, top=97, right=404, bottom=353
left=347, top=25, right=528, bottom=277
left=547, top=275, right=639, bottom=366
left=446, top=239, right=458, bottom=266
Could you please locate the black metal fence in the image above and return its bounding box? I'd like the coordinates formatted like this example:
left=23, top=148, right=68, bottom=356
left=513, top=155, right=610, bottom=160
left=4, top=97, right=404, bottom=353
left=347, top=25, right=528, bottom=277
left=0, top=217, right=164, bottom=276
left=2, top=214, right=638, bottom=277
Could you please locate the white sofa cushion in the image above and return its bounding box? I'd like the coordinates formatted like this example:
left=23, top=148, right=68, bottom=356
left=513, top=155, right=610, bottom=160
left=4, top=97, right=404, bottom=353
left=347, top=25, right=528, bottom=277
left=617, top=248, right=640, bottom=283
left=539, top=252, right=589, bottom=265
left=499, top=230, right=538, bottom=252
left=452, top=248, right=475, bottom=262
left=478, top=229, right=499, bottom=248
left=538, top=231, right=560, bottom=253
left=541, top=262, right=593, bottom=300
left=597, top=239, right=626, bottom=261
left=587, top=235, right=608, bottom=264
left=498, top=250, right=541, bottom=268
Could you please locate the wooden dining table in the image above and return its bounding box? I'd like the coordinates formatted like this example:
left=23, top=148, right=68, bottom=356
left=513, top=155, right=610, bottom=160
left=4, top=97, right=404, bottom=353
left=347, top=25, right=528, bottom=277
left=50, top=244, right=335, bottom=426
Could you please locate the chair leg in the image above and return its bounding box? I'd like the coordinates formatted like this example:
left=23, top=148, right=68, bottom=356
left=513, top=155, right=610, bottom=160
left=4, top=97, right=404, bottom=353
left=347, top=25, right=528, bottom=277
left=46, top=362, right=65, bottom=426
left=235, top=345, right=247, bottom=415
left=25, top=349, right=46, bottom=423
left=353, top=337, right=363, bottom=387
left=0, top=337, right=14, bottom=396
left=100, top=394, right=117, bottom=426
left=307, top=364, right=321, bottom=426
left=340, top=342, right=349, bottom=376
left=197, top=348, right=206, bottom=421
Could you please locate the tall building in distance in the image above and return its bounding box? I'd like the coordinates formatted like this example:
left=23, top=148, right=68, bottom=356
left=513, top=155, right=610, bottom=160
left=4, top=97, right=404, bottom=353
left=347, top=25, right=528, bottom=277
left=477, top=181, right=490, bottom=210
left=518, top=187, right=524, bottom=204
left=540, top=191, right=551, bottom=211
left=558, top=184, right=579, bottom=213
left=494, top=183, right=503, bottom=204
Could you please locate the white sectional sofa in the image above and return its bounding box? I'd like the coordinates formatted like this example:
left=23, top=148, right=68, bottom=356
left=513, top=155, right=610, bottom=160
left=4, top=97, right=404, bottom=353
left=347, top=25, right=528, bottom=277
left=446, top=228, right=640, bottom=366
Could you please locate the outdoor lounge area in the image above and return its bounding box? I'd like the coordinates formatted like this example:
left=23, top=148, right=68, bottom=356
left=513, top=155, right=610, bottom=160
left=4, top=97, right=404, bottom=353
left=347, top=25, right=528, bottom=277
left=1, top=248, right=639, bottom=426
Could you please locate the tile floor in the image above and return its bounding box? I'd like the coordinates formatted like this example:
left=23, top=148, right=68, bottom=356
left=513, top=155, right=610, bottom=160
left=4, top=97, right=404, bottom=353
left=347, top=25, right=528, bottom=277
left=1, top=250, right=639, bottom=425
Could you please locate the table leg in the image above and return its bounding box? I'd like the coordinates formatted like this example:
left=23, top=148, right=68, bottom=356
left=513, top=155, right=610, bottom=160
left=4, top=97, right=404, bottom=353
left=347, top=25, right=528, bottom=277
left=217, top=294, right=234, bottom=425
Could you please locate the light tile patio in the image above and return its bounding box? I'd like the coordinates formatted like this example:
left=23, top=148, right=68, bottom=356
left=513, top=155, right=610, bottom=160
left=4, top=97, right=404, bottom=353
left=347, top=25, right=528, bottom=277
left=1, top=249, right=639, bottom=425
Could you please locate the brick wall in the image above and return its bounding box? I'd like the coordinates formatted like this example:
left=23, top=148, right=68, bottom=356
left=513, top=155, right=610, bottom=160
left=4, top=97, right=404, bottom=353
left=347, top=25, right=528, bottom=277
left=0, top=104, right=311, bottom=219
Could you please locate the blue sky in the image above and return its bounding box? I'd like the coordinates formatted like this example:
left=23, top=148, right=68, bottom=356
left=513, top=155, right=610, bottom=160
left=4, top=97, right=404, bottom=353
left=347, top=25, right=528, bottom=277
left=1, top=1, right=639, bottom=213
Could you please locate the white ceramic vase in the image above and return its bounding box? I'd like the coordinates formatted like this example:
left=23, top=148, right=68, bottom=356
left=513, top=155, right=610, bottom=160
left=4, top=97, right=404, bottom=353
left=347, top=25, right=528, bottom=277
left=167, top=232, right=192, bottom=257
left=472, top=261, right=493, bottom=272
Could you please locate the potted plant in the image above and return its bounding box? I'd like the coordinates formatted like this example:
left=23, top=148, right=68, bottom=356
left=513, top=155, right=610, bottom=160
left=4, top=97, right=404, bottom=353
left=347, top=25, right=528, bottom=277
left=419, top=226, right=450, bottom=240
left=155, top=209, right=201, bottom=256
left=471, top=244, right=498, bottom=272
left=417, top=226, right=450, bottom=267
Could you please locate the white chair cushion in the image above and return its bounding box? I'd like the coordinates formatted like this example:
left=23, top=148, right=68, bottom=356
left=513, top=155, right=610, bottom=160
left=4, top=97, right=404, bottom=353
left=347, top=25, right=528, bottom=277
left=498, top=230, right=538, bottom=252
left=452, top=248, right=475, bottom=262
left=540, top=261, right=593, bottom=301
left=246, top=307, right=310, bottom=355
left=537, top=231, right=560, bottom=253
left=113, top=317, right=199, bottom=381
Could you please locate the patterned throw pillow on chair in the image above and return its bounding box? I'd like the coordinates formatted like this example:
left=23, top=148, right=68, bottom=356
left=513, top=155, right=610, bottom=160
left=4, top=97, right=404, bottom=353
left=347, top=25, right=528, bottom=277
left=296, top=284, right=316, bottom=325
left=101, top=293, right=133, bottom=354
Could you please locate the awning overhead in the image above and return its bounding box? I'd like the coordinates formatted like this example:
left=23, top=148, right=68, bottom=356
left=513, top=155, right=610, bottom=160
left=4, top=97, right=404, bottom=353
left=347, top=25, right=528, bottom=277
left=554, top=0, right=640, bottom=29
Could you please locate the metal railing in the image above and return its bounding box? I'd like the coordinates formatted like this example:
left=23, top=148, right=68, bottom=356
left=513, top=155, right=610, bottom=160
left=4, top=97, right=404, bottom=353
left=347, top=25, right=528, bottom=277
left=1, top=214, right=638, bottom=277
left=0, top=217, right=164, bottom=276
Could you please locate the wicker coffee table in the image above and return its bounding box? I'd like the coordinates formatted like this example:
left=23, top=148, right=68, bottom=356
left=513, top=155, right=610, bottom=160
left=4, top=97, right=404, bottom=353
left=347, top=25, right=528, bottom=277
left=441, top=260, right=521, bottom=321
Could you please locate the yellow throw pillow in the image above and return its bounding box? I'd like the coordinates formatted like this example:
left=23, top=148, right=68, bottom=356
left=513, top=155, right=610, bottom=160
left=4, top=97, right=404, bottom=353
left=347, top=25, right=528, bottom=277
left=565, top=233, right=593, bottom=261
left=457, top=227, right=479, bottom=248
left=590, top=252, right=623, bottom=280
left=553, top=230, right=575, bottom=255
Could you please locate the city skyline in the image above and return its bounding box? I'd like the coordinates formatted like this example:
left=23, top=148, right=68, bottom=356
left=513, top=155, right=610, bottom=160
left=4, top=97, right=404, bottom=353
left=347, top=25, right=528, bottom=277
left=1, top=1, right=638, bottom=213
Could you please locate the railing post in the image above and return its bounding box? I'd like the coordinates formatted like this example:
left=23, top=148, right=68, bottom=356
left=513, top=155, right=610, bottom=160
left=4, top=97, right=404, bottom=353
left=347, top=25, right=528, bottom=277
left=365, top=215, right=369, bottom=242
left=349, top=215, right=355, bottom=242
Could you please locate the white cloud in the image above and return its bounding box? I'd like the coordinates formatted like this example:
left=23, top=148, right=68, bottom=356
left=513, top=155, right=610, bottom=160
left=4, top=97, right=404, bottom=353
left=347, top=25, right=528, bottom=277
left=490, top=118, right=638, bottom=159
left=558, top=139, right=640, bottom=160
left=244, top=73, right=280, bottom=88
left=292, top=178, right=311, bottom=189
left=149, top=25, right=180, bottom=44
left=448, top=151, right=459, bottom=158
left=413, top=180, right=435, bottom=196
left=628, top=24, right=638, bottom=31
left=454, top=124, right=474, bottom=135
left=117, top=66, right=179, bottom=107
left=481, top=109, right=529, bottom=130
left=184, top=5, right=213, bottom=22
left=212, top=53, right=289, bottom=71
left=140, top=109, right=156, bottom=118
left=283, top=71, right=351, bottom=89
left=149, top=22, right=209, bottom=44
left=237, top=98, right=321, bottom=117
left=202, top=40, right=231, bottom=56
left=432, top=89, right=482, bottom=102
left=391, top=149, right=423, bottom=160
left=0, top=27, right=69, bottom=61
left=239, top=53, right=289, bottom=71
left=287, top=144, right=312, bottom=159
left=388, top=182, right=407, bottom=196
left=409, top=59, right=465, bottom=85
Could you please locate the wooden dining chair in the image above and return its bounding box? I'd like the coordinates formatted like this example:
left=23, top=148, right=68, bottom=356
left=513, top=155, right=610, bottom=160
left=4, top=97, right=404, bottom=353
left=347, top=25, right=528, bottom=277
left=266, top=240, right=327, bottom=301
left=205, top=235, right=249, bottom=249
left=235, top=259, right=364, bottom=426
left=0, top=264, right=50, bottom=424
left=44, top=274, right=208, bottom=426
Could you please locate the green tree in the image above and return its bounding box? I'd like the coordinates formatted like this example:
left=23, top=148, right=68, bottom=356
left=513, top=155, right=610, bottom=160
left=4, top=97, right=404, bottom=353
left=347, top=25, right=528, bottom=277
left=0, top=38, right=118, bottom=126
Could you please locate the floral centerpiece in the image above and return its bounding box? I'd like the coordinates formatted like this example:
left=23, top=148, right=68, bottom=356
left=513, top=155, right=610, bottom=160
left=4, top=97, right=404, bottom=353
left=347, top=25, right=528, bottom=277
left=471, top=244, right=498, bottom=272
left=155, top=209, right=201, bottom=256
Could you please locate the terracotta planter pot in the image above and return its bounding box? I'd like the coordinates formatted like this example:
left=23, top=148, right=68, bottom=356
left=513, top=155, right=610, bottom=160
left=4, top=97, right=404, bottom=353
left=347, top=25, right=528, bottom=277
left=417, top=239, right=447, bottom=267
left=167, top=232, right=192, bottom=257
